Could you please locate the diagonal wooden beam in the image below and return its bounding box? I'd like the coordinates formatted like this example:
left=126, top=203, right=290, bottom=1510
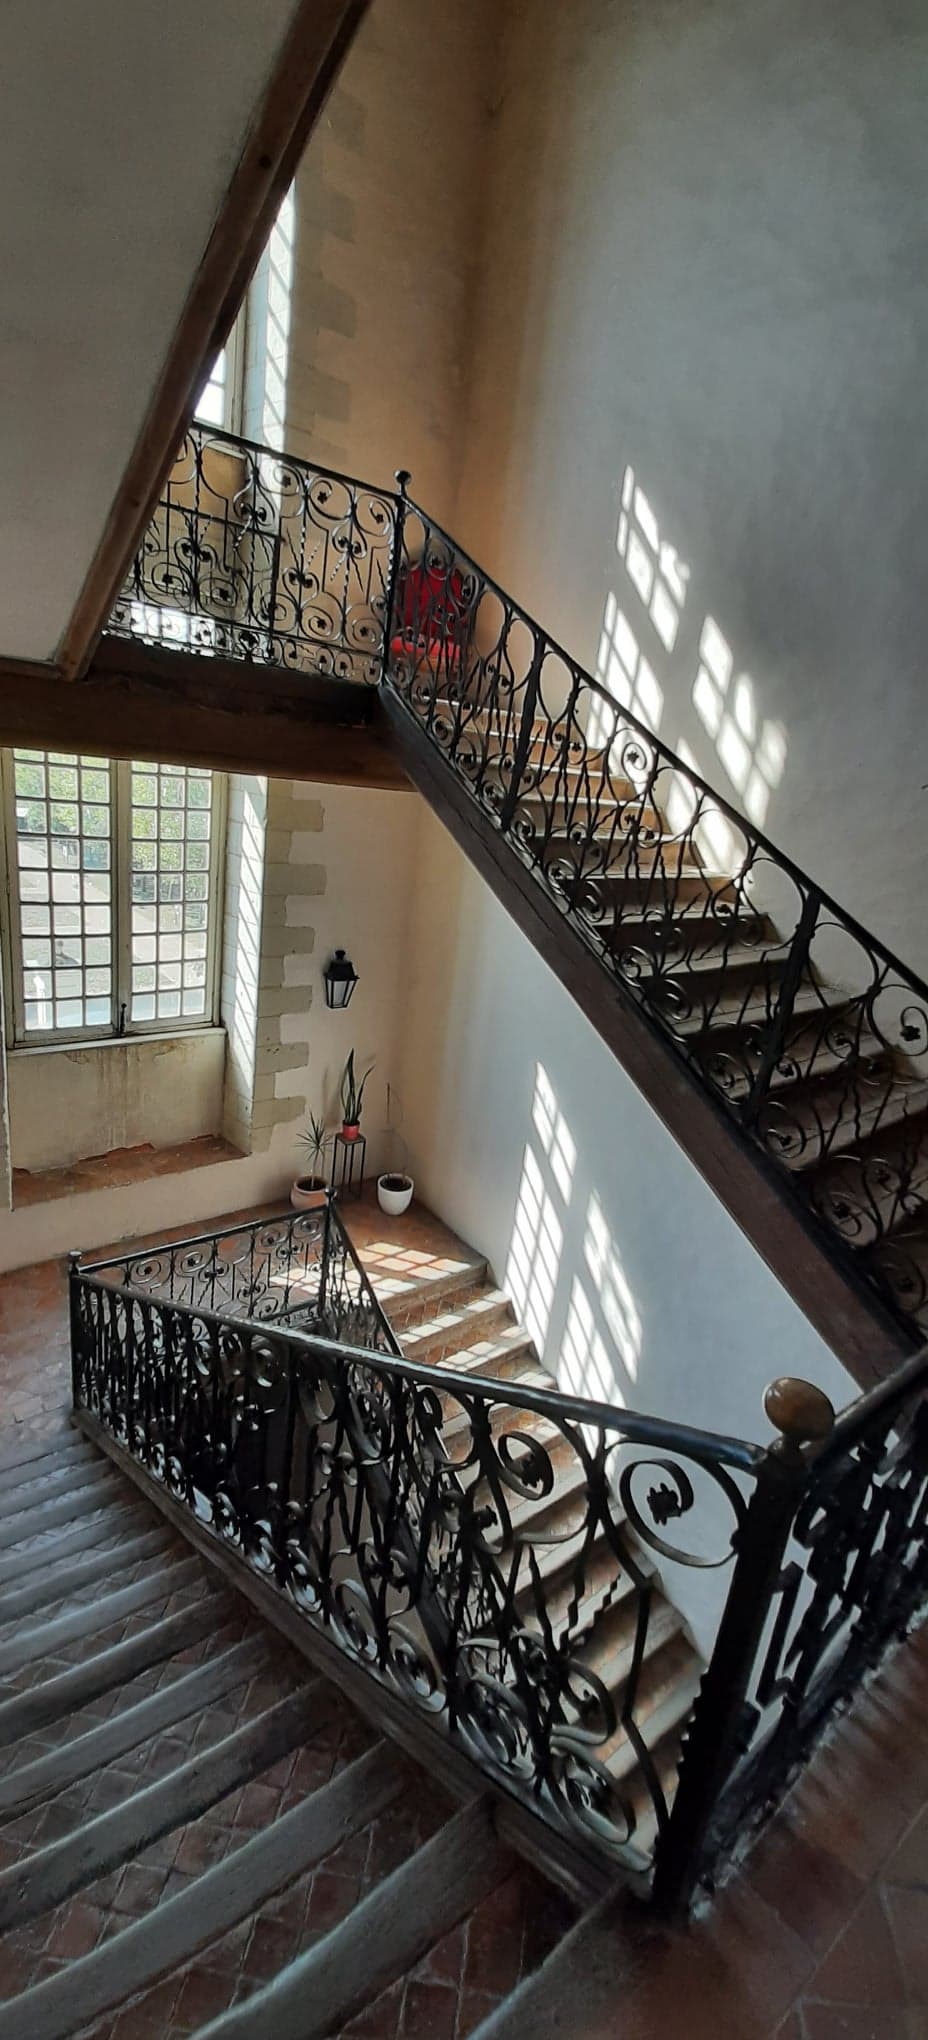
left=55, top=0, right=371, bottom=685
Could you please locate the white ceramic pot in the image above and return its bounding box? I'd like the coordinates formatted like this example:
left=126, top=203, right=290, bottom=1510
left=377, top=1173, right=414, bottom=1217
left=290, top=1176, right=328, bottom=1212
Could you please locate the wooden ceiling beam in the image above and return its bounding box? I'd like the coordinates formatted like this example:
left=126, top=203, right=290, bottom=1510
left=54, top=0, right=370, bottom=685
left=0, top=647, right=409, bottom=791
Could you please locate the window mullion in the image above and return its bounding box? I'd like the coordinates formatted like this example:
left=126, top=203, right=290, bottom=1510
left=0, top=753, right=25, bottom=1046
left=113, top=761, right=132, bottom=1033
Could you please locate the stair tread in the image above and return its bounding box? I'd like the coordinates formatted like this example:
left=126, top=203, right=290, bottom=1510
left=0, top=1552, right=202, bottom=1676
left=0, top=1595, right=231, bottom=1748
left=0, top=1634, right=269, bottom=1821
left=0, top=1739, right=408, bottom=2040
left=761, top=1076, right=928, bottom=1171
left=437, top=1326, right=538, bottom=1376
left=191, top=1797, right=505, bottom=2040
left=0, top=1501, right=151, bottom=1593
left=678, top=978, right=842, bottom=1039
left=0, top=1523, right=171, bottom=1630
left=0, top=1682, right=328, bottom=1932
left=371, top=1257, right=489, bottom=1324
left=0, top=1437, right=97, bottom=1498
left=0, top=1471, right=124, bottom=1555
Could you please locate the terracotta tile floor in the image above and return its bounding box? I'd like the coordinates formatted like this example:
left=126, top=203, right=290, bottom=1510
left=2, top=1196, right=928, bottom=2035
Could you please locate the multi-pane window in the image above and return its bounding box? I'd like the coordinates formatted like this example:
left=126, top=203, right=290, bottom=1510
left=194, top=309, right=245, bottom=434
left=1, top=752, right=224, bottom=1044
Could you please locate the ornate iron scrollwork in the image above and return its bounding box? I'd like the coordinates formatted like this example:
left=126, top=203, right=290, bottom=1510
left=385, top=497, right=928, bottom=1346
left=71, top=1207, right=755, bottom=1880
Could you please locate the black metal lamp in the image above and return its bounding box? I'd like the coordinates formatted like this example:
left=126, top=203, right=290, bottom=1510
left=323, top=949, right=359, bottom=1010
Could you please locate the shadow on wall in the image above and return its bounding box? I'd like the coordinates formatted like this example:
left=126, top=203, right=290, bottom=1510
left=595, top=465, right=789, bottom=865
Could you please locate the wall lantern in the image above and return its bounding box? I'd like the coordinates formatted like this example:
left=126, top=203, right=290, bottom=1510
left=323, top=949, right=359, bottom=1010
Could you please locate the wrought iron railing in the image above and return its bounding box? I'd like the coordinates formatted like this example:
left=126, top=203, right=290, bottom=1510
left=108, top=424, right=398, bottom=684
left=70, top=1207, right=928, bottom=1908
left=108, top=435, right=928, bottom=1347
left=384, top=485, right=928, bottom=1347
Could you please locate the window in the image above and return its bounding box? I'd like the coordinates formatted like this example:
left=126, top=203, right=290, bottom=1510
left=194, top=308, right=245, bottom=434
left=1, top=751, right=225, bottom=1044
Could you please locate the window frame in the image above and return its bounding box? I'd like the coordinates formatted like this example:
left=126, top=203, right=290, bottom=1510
left=0, top=751, right=227, bottom=1050
left=193, top=306, right=246, bottom=435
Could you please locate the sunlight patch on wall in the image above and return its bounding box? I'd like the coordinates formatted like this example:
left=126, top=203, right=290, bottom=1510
left=582, top=1192, right=642, bottom=1384
left=592, top=592, right=664, bottom=753
left=505, top=1143, right=564, bottom=1352
left=255, top=185, right=296, bottom=453
left=692, top=616, right=787, bottom=829
left=617, top=465, right=690, bottom=655
left=531, top=1063, right=577, bottom=1202
left=560, top=1277, right=625, bottom=1409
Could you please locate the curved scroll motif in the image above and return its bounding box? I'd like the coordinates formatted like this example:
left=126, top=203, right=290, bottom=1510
left=109, top=428, right=398, bottom=685
left=388, top=501, right=928, bottom=1343
left=71, top=1238, right=751, bottom=1878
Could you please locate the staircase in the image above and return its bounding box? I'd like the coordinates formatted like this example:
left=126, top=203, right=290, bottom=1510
left=362, top=1235, right=704, bottom=1862
left=106, top=426, right=928, bottom=1375
left=0, top=1427, right=574, bottom=2038
left=411, top=694, right=928, bottom=1304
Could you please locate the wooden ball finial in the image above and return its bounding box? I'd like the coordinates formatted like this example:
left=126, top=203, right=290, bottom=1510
left=764, top=1376, right=835, bottom=1447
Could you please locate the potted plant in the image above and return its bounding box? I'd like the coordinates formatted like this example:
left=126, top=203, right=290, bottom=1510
left=377, top=1168, right=414, bottom=1217
left=377, top=1083, right=414, bottom=1215
left=290, top=1113, right=331, bottom=1210
left=340, top=1051, right=374, bottom=1141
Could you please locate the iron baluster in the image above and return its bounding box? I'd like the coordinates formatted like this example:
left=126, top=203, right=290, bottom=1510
left=653, top=1377, right=832, bottom=1912
left=739, top=886, right=822, bottom=1131
left=382, top=469, right=411, bottom=688
left=498, top=634, right=545, bottom=837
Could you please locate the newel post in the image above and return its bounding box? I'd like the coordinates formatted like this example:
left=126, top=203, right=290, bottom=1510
left=68, top=1249, right=83, bottom=1412
left=652, top=1376, right=835, bottom=1915
left=381, top=468, right=411, bottom=689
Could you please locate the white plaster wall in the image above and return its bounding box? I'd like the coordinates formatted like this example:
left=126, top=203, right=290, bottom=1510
left=398, top=809, right=858, bottom=1653
left=7, top=1031, right=226, bottom=1173
left=455, top=0, right=928, bottom=973
left=282, top=0, right=498, bottom=518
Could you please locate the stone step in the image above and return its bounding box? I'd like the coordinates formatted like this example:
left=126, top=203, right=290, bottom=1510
left=0, top=1467, right=123, bottom=1553
left=373, top=1256, right=489, bottom=1333
left=0, top=1681, right=329, bottom=1932
left=0, top=1432, right=90, bottom=1481
left=193, top=1798, right=506, bottom=2040
left=0, top=1739, right=409, bottom=2040
left=680, top=978, right=846, bottom=1043
left=398, top=1285, right=516, bottom=1365
left=435, top=1326, right=541, bottom=1388
left=0, top=1634, right=269, bottom=1820
left=0, top=1593, right=232, bottom=1748
left=0, top=1501, right=150, bottom=1593
left=761, top=1076, right=928, bottom=1174
left=0, top=1522, right=171, bottom=1629
left=0, top=1435, right=97, bottom=1499
left=0, top=1552, right=203, bottom=1675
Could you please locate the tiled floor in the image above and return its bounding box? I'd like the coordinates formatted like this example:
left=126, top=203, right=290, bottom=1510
left=2, top=1196, right=928, bottom=2035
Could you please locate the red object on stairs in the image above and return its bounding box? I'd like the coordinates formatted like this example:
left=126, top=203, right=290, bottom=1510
left=390, top=560, right=469, bottom=678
